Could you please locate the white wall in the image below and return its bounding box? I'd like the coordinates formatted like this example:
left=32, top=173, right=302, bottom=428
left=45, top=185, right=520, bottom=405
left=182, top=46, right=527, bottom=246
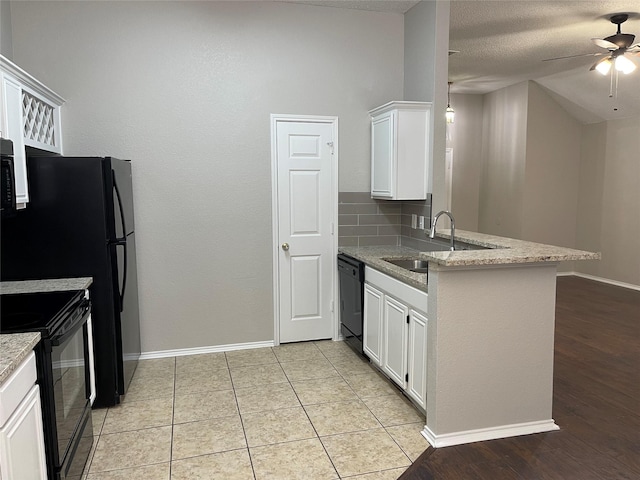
left=9, top=1, right=404, bottom=352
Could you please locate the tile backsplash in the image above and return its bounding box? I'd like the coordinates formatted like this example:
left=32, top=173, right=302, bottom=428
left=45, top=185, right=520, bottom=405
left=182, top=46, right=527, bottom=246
left=338, top=192, right=433, bottom=249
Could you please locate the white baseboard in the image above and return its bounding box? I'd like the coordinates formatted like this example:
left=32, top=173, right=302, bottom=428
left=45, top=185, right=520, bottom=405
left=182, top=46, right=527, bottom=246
left=557, top=272, right=640, bottom=292
left=139, top=340, right=275, bottom=360
left=421, top=419, right=559, bottom=448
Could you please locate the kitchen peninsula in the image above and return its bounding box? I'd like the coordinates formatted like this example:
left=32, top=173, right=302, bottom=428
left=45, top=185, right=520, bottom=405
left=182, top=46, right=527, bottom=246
left=340, top=230, right=600, bottom=448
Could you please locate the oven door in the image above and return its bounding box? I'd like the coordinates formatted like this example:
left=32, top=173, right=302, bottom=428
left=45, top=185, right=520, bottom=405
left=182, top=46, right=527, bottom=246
left=49, top=311, right=93, bottom=479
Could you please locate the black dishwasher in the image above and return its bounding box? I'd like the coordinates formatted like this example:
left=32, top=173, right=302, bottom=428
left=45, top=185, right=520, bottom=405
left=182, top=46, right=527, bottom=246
left=337, top=254, right=365, bottom=356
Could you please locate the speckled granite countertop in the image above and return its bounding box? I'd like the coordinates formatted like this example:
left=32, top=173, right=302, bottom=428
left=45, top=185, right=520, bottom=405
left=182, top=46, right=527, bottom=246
left=0, top=277, right=93, bottom=295
left=420, top=230, right=600, bottom=267
left=339, top=230, right=600, bottom=291
left=340, top=246, right=429, bottom=291
left=0, top=332, right=41, bottom=385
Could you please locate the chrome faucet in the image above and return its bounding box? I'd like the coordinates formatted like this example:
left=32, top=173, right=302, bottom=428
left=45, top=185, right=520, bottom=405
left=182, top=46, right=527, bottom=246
left=429, top=210, right=456, bottom=251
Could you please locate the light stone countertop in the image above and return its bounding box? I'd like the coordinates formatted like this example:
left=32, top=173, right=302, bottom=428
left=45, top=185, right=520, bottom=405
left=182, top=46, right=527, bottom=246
left=340, top=245, right=429, bottom=291
left=0, top=332, right=41, bottom=385
left=420, top=230, right=600, bottom=267
left=0, top=277, right=93, bottom=295
left=339, top=230, right=600, bottom=291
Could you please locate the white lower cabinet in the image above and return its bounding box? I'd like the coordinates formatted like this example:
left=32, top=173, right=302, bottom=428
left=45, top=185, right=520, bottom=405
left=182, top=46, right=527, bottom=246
left=407, top=309, right=428, bottom=408
left=363, top=266, right=428, bottom=410
left=382, top=295, right=408, bottom=388
left=363, top=283, right=383, bottom=366
left=0, top=352, right=47, bottom=480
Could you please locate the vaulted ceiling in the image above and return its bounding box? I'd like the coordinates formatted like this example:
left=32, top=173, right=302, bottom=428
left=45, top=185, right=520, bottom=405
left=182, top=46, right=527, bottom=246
left=286, top=1, right=640, bottom=124
left=448, top=1, right=640, bottom=123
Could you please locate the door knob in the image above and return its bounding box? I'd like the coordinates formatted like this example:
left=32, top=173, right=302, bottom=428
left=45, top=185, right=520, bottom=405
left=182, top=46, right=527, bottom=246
left=281, top=243, right=290, bottom=251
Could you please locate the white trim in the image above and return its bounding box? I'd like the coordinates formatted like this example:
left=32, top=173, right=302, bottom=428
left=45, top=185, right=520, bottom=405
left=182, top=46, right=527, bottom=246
left=0, top=54, right=66, bottom=105
left=139, top=340, right=275, bottom=360
left=557, top=272, right=640, bottom=292
left=421, top=419, right=559, bottom=448
left=270, top=114, right=339, bottom=346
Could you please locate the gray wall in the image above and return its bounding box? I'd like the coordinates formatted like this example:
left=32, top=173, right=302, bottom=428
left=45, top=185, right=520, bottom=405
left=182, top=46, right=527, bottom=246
left=522, top=81, right=581, bottom=250
left=404, top=0, right=450, bottom=214
left=9, top=1, right=404, bottom=352
left=478, top=81, right=528, bottom=238
left=447, top=93, right=483, bottom=231
left=0, top=0, right=12, bottom=59
left=450, top=81, right=639, bottom=286
left=575, top=116, right=640, bottom=286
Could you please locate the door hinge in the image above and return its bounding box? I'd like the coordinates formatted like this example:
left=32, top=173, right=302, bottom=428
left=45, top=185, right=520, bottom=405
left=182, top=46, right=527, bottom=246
left=405, top=373, right=409, bottom=382
left=406, top=315, right=410, bottom=324
left=327, top=141, right=334, bottom=155
left=330, top=300, right=334, bottom=312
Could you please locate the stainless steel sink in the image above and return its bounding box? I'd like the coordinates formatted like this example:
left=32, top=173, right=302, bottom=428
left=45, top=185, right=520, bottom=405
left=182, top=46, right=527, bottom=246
left=382, top=258, right=429, bottom=273
left=425, top=237, right=491, bottom=251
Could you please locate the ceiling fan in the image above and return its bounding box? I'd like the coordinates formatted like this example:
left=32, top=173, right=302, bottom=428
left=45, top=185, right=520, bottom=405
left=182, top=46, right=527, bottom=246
left=544, top=14, right=640, bottom=75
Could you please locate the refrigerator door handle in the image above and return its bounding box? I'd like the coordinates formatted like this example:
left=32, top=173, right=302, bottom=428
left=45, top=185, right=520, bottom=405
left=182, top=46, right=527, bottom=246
left=114, top=241, right=128, bottom=313
left=113, top=170, right=128, bottom=238
left=113, top=171, right=128, bottom=313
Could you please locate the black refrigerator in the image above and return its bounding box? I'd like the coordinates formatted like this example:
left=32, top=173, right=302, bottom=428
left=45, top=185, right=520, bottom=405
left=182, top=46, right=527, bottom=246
left=1, top=156, right=141, bottom=408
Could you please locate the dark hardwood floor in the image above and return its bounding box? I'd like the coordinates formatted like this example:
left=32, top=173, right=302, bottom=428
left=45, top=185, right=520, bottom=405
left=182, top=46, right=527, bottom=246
left=400, top=276, right=640, bottom=480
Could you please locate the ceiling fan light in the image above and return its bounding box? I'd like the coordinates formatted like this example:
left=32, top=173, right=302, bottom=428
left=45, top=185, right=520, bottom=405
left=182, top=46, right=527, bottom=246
left=595, top=58, right=612, bottom=75
left=615, top=55, right=637, bottom=74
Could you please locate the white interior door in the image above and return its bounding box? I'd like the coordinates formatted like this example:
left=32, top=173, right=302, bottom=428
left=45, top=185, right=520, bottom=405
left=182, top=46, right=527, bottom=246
left=273, top=117, right=336, bottom=343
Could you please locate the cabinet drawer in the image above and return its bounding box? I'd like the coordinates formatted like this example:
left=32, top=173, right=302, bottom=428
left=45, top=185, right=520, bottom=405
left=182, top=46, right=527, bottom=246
left=0, top=352, right=37, bottom=426
left=365, top=266, right=428, bottom=309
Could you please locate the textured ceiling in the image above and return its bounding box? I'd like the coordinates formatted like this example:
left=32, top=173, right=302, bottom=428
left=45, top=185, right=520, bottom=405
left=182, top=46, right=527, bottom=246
left=283, top=1, right=640, bottom=123
left=449, top=1, right=640, bottom=123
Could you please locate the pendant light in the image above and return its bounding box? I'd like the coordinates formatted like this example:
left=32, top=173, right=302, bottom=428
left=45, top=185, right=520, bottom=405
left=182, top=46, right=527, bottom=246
left=445, top=82, right=455, bottom=124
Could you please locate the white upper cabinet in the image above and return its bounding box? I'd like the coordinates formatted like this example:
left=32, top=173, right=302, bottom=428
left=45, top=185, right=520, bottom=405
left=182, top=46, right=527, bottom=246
left=369, top=101, right=431, bottom=200
left=0, top=55, right=65, bottom=206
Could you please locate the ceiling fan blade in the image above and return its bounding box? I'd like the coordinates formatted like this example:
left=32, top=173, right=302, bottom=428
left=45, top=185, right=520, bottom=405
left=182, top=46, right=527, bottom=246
left=542, top=52, right=604, bottom=62
left=592, top=38, right=618, bottom=49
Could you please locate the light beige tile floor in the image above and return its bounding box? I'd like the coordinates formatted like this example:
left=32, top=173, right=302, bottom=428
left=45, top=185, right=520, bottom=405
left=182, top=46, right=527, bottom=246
left=84, top=341, right=429, bottom=480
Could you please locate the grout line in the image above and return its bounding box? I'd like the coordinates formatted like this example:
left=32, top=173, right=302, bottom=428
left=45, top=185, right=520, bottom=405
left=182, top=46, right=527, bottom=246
left=227, top=350, right=258, bottom=480
left=287, top=344, right=343, bottom=478
left=168, top=356, right=177, bottom=478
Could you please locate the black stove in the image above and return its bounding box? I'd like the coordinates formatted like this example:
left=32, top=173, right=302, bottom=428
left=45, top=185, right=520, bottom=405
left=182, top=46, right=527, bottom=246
left=1, top=290, right=84, bottom=332
left=1, top=289, right=93, bottom=480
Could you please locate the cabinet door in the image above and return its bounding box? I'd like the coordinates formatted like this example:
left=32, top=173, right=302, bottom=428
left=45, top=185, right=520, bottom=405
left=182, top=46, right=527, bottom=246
left=382, top=295, right=408, bottom=388
left=363, top=283, right=384, bottom=366
left=1, top=74, right=29, bottom=204
left=371, top=111, right=395, bottom=198
left=407, top=309, right=428, bottom=409
left=0, top=385, right=47, bottom=480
